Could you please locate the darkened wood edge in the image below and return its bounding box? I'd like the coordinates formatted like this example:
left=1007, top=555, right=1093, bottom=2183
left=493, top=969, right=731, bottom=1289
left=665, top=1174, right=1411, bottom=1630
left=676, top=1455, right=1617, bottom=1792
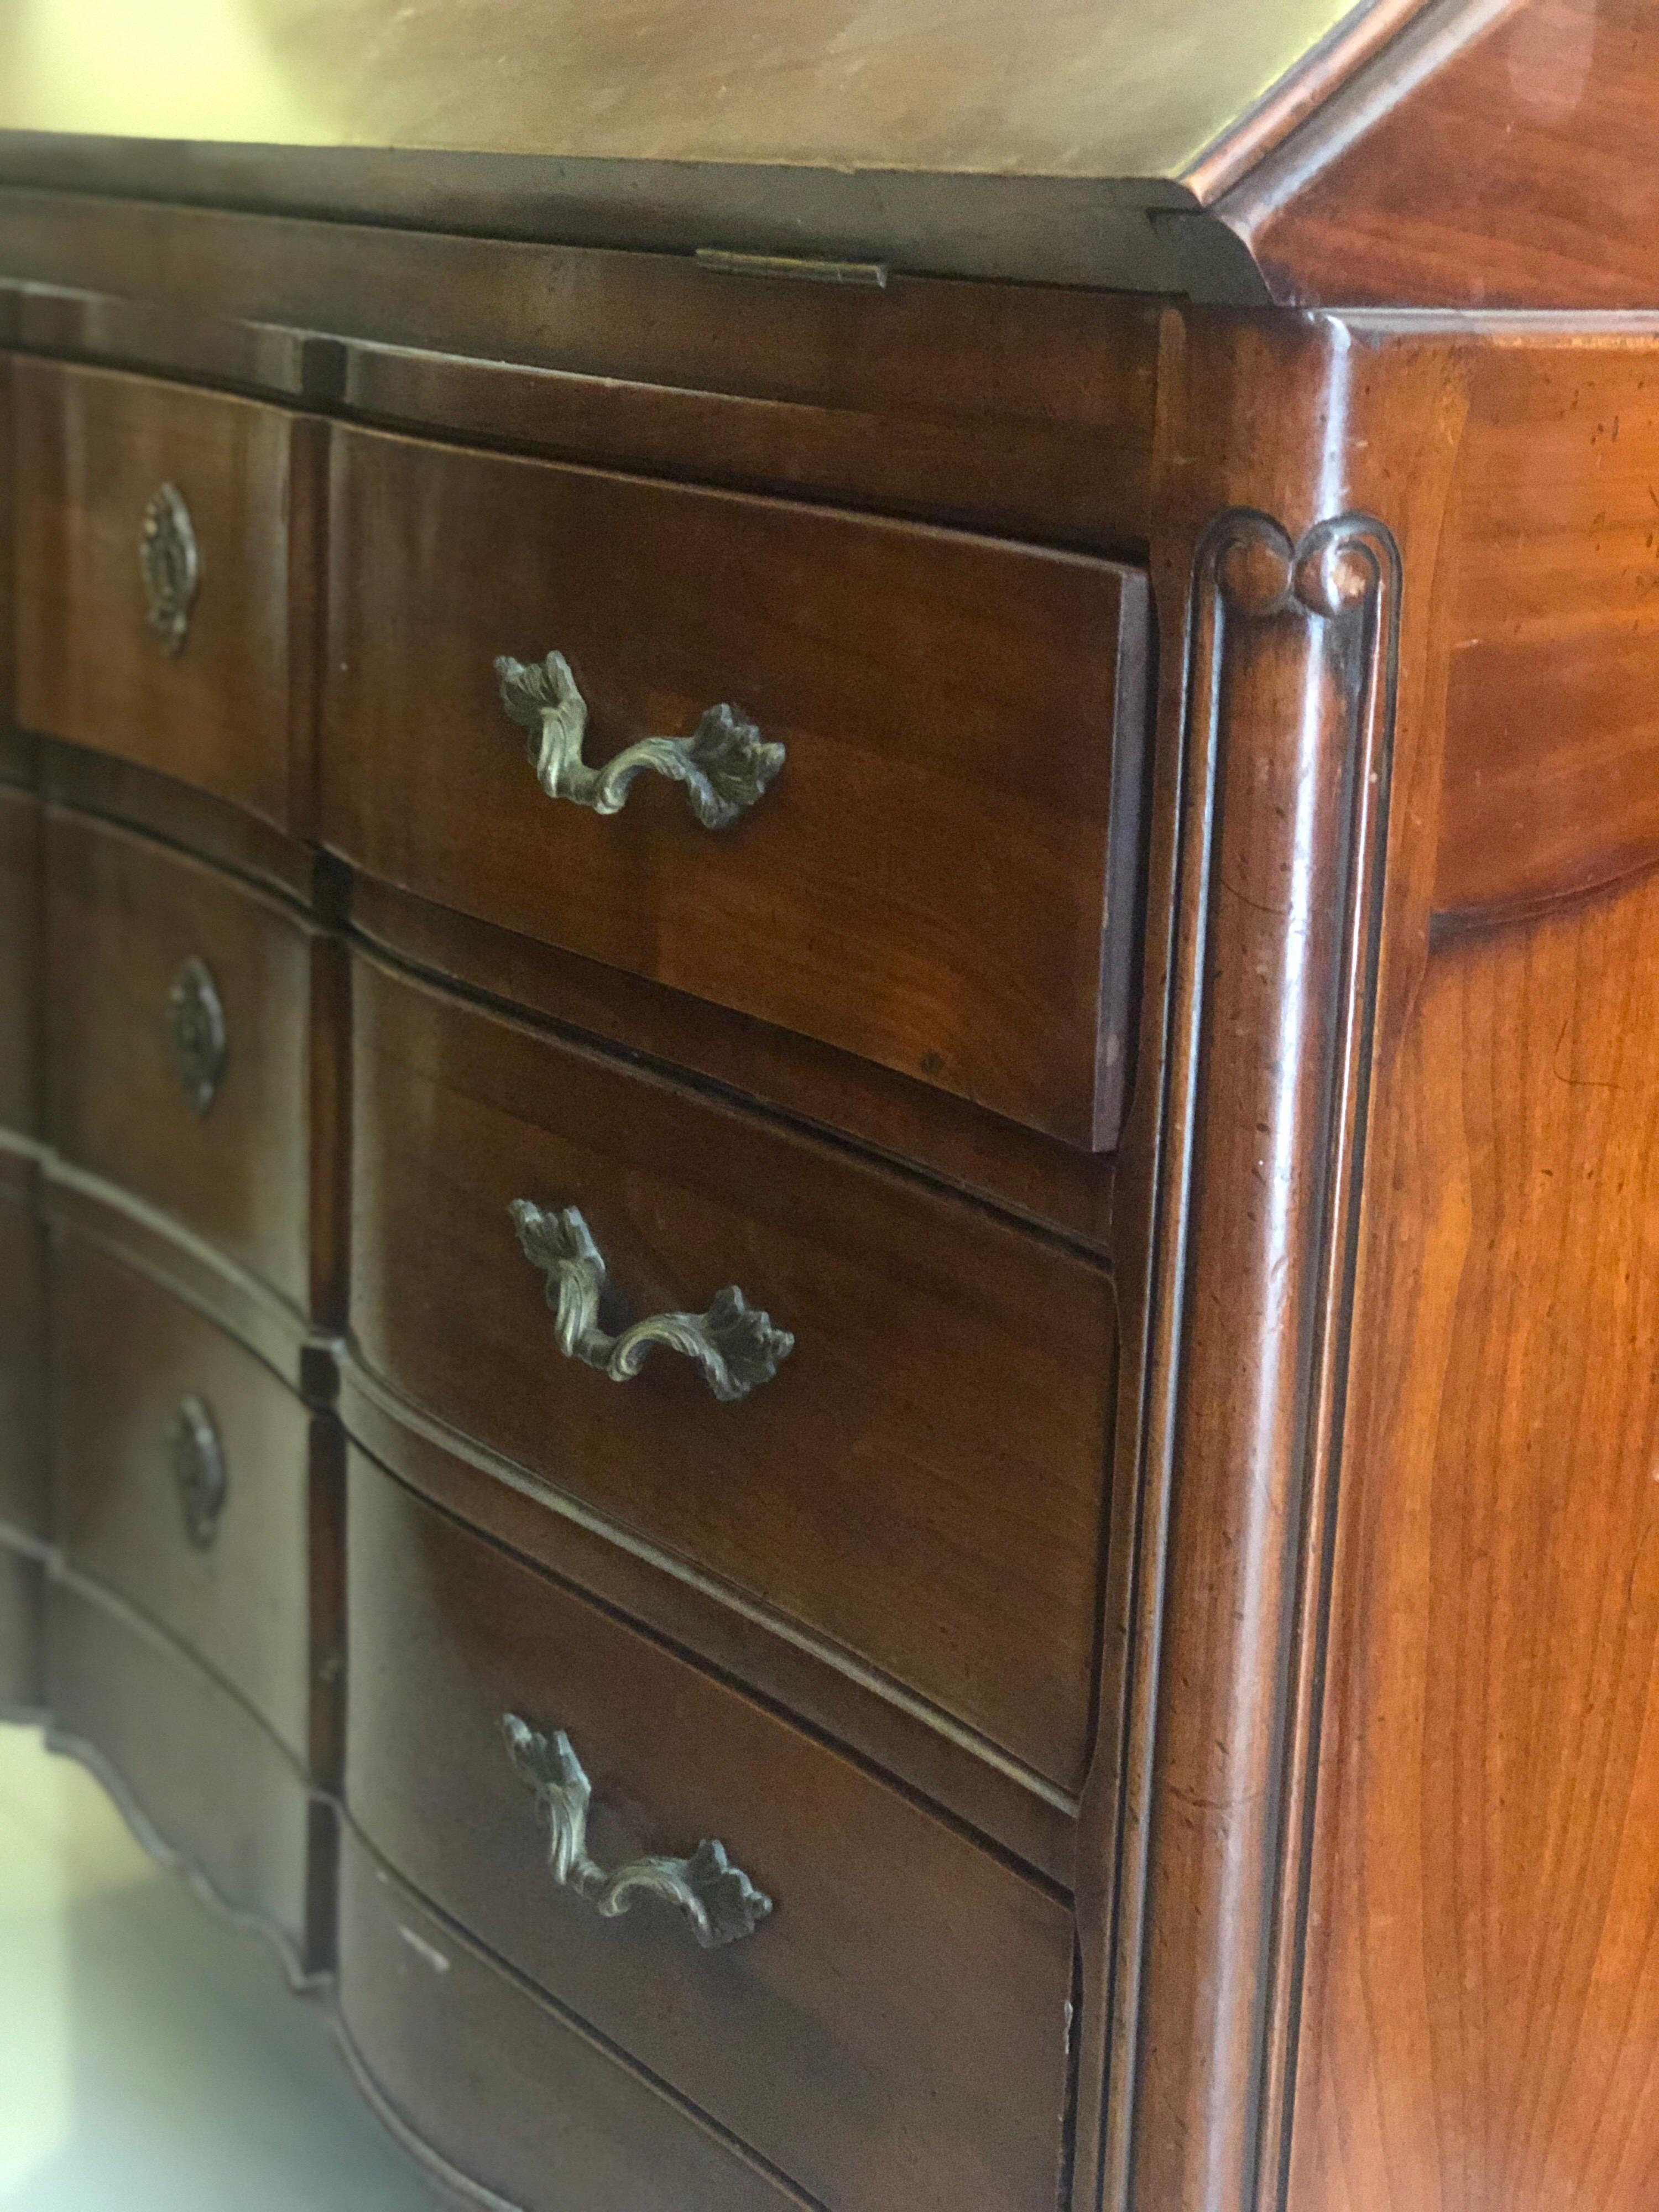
left=336, top=1361, right=1077, bottom=1888
left=0, top=276, right=345, bottom=400
left=39, top=738, right=330, bottom=911
left=41, top=1562, right=328, bottom=1989
left=0, top=144, right=1270, bottom=302
left=1426, top=851, right=1659, bottom=950
left=348, top=881, right=1115, bottom=1258
left=41, top=1166, right=325, bottom=1399
left=1093, top=576, right=1156, bottom=1147
left=333, top=1822, right=828, bottom=2212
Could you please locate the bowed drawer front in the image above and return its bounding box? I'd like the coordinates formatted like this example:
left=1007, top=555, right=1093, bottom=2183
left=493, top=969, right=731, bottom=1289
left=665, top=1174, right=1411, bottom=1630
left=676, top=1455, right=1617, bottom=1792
left=349, top=948, right=1115, bottom=1793
left=345, top=1452, right=1076, bottom=2212
left=12, top=359, right=309, bottom=830
left=324, top=426, right=1147, bottom=1147
left=45, top=808, right=319, bottom=1314
left=50, top=1233, right=314, bottom=1765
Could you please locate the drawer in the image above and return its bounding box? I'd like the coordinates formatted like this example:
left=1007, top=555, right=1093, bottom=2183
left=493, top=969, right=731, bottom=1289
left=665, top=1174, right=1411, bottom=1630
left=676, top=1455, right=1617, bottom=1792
left=51, top=1230, right=314, bottom=1766
left=0, top=786, right=41, bottom=1138
left=46, top=808, right=317, bottom=1314
left=0, top=1174, right=47, bottom=1540
left=345, top=1452, right=1076, bottom=2212
left=325, top=426, right=1147, bottom=1149
left=47, top=1571, right=318, bottom=1974
left=351, top=950, right=1114, bottom=1793
left=13, top=359, right=309, bottom=830
left=338, top=1829, right=806, bottom=2212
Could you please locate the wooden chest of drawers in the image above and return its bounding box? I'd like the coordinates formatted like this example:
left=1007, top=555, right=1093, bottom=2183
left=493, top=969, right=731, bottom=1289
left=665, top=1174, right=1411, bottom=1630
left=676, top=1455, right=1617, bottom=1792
left=8, top=16, right=1659, bottom=2205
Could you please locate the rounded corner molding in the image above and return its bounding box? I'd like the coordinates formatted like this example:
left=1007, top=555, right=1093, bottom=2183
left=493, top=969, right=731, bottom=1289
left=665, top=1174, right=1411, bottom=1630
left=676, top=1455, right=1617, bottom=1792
left=139, top=480, right=201, bottom=655
left=510, top=1199, right=794, bottom=1405
left=494, top=649, right=784, bottom=828
left=502, top=1713, right=774, bottom=1950
left=167, top=953, right=228, bottom=1116
left=168, top=1394, right=229, bottom=1551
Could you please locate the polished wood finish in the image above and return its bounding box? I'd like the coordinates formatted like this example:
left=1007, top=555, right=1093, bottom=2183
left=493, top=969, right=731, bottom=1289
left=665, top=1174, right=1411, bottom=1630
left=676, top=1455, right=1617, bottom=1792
left=337, top=1826, right=807, bottom=2212
left=345, top=1451, right=1075, bottom=2212
left=13, top=359, right=315, bottom=830
left=351, top=949, right=1115, bottom=1792
left=51, top=1229, right=314, bottom=1763
left=0, top=781, right=40, bottom=1135
left=46, top=1568, right=320, bottom=1975
left=45, top=807, right=323, bottom=1315
left=326, top=426, right=1147, bottom=1147
left=351, top=875, right=1115, bottom=1250
left=1286, top=866, right=1659, bottom=2212
left=1225, top=0, right=1659, bottom=309
left=335, top=1361, right=1077, bottom=1884
left=0, top=198, right=1162, bottom=545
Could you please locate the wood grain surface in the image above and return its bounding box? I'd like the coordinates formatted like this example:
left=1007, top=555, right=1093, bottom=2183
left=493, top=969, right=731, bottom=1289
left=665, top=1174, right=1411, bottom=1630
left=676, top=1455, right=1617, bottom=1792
left=1288, top=868, right=1659, bottom=2212
left=45, top=807, right=319, bottom=1313
left=325, top=424, right=1147, bottom=1148
left=51, top=1229, right=314, bottom=1765
left=349, top=948, right=1116, bottom=1794
left=345, top=1451, right=1075, bottom=2212
left=336, top=1825, right=809, bottom=2212
left=13, top=359, right=311, bottom=828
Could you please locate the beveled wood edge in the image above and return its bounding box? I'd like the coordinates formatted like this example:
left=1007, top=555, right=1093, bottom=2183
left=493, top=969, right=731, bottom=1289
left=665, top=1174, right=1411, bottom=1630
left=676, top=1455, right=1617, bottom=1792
left=41, top=1162, right=322, bottom=1397
left=331, top=1823, right=828, bottom=2212
left=1215, top=0, right=1512, bottom=243
left=337, top=1357, right=1080, bottom=1883
left=1182, top=0, right=1432, bottom=204
left=39, top=1568, right=326, bottom=1991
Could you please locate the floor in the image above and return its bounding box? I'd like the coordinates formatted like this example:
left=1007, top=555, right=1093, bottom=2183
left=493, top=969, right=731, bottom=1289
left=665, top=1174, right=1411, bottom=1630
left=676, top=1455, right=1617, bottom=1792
left=0, top=1723, right=448, bottom=2210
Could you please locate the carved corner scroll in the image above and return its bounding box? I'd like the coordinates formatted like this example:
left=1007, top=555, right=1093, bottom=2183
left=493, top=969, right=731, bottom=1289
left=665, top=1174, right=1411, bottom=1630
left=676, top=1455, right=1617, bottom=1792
left=1109, top=509, right=1401, bottom=2212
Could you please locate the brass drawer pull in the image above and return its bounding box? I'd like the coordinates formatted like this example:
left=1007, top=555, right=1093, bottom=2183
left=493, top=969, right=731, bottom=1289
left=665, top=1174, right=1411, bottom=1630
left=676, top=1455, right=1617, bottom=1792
left=510, top=1201, right=794, bottom=1405
left=495, top=650, right=784, bottom=828
left=503, top=1714, right=773, bottom=1950
left=169, top=1396, right=228, bottom=1551
left=139, top=482, right=200, bottom=655
left=167, top=954, right=227, bottom=1116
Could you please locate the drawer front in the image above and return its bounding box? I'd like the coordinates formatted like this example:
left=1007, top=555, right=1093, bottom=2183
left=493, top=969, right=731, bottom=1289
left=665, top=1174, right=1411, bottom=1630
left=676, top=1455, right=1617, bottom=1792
left=0, top=786, right=41, bottom=1138
left=352, top=951, right=1114, bottom=1792
left=47, top=809, right=314, bottom=1311
left=338, top=1829, right=806, bottom=2212
left=346, top=1453, right=1075, bottom=2212
left=14, top=359, right=302, bottom=828
left=325, top=426, right=1146, bottom=1147
left=51, top=1232, right=312, bottom=1765
left=0, top=1178, right=47, bottom=1540
left=48, top=1572, right=316, bottom=1973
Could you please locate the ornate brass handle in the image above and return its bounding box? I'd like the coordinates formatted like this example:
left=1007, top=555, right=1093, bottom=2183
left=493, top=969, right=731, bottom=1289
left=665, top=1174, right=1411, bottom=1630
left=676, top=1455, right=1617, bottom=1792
left=169, top=1396, right=228, bottom=1551
left=510, top=1201, right=794, bottom=1405
left=494, top=650, right=784, bottom=828
left=167, top=955, right=227, bottom=1116
left=139, top=482, right=200, bottom=655
left=503, top=1714, right=773, bottom=1950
